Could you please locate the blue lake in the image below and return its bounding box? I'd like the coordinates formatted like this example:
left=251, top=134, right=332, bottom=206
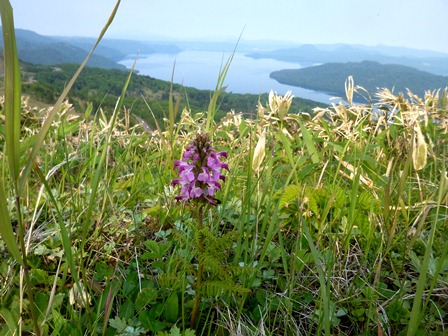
left=119, top=50, right=336, bottom=105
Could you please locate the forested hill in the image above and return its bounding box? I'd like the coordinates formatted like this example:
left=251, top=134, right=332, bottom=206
left=20, top=63, right=327, bottom=128
left=0, top=28, right=125, bottom=70
left=0, top=28, right=181, bottom=70
left=270, top=61, right=448, bottom=99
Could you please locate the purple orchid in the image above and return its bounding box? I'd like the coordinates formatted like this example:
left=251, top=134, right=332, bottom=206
left=172, top=133, right=228, bottom=205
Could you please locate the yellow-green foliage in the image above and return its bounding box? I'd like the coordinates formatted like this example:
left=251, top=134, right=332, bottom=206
left=1, top=82, right=447, bottom=335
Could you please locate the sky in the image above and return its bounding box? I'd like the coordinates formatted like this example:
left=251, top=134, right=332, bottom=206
left=8, top=0, right=448, bottom=53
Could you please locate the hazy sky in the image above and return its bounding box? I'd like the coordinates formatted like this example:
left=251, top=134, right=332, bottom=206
left=8, top=0, right=448, bottom=53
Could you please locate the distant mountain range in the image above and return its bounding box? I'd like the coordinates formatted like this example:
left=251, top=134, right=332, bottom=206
left=0, top=28, right=181, bottom=70
left=248, top=44, right=448, bottom=76
left=270, top=61, right=448, bottom=99
left=1, top=28, right=447, bottom=102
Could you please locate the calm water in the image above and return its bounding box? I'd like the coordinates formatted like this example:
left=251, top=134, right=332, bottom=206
left=119, top=50, right=335, bottom=104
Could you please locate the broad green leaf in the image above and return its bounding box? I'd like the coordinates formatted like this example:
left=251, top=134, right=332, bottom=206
left=164, top=292, right=179, bottom=323
left=135, top=288, right=158, bottom=311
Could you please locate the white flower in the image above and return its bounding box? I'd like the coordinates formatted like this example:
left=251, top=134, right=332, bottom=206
left=268, top=90, right=293, bottom=120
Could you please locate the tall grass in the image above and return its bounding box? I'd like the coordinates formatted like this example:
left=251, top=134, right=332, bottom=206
left=0, top=0, right=122, bottom=334
left=0, top=2, right=447, bottom=336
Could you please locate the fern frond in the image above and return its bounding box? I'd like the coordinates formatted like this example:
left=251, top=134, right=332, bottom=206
left=199, top=253, right=232, bottom=280
left=158, top=273, right=182, bottom=289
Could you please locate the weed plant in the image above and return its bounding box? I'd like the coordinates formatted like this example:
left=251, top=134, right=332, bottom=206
left=0, top=1, right=448, bottom=335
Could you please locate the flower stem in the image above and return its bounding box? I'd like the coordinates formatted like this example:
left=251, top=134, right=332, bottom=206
left=190, top=205, right=205, bottom=329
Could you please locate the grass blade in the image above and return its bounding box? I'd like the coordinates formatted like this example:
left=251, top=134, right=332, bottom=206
left=32, top=161, right=76, bottom=288
left=0, top=0, right=21, bottom=181
left=0, top=176, right=23, bottom=265
left=0, top=0, right=23, bottom=266
left=407, top=163, right=447, bottom=335
left=302, top=217, right=331, bottom=336
left=206, top=31, right=243, bottom=134
left=82, top=54, right=137, bottom=243
left=298, top=118, right=320, bottom=164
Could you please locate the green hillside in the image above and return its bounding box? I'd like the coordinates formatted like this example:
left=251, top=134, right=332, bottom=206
left=20, top=63, right=326, bottom=127
left=0, top=28, right=126, bottom=70
left=270, top=61, right=448, bottom=99
left=0, top=28, right=181, bottom=70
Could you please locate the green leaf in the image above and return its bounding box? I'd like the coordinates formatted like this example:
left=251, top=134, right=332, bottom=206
left=298, top=118, right=320, bottom=164
left=0, top=0, right=24, bottom=267
left=206, top=33, right=242, bottom=134
left=279, top=185, right=301, bottom=209
left=184, top=328, right=196, bottom=336
left=135, top=287, right=158, bottom=311
left=164, top=292, right=179, bottom=323
left=119, top=300, right=135, bottom=321
left=157, top=326, right=182, bottom=336
left=50, top=308, right=64, bottom=336
left=30, top=268, right=49, bottom=286
left=84, top=102, right=93, bottom=119
left=32, top=163, right=77, bottom=293
left=0, top=0, right=21, bottom=181
left=109, top=316, right=127, bottom=332
left=306, top=198, right=318, bottom=216
left=138, top=309, right=166, bottom=332
left=0, top=176, right=23, bottom=265
left=0, top=307, right=19, bottom=335
left=57, top=118, right=80, bottom=138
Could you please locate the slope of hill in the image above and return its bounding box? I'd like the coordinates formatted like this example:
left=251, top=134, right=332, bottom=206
left=0, top=28, right=126, bottom=70
left=17, top=41, right=126, bottom=70
left=0, top=28, right=183, bottom=70
left=19, top=63, right=326, bottom=128
left=270, top=61, right=448, bottom=99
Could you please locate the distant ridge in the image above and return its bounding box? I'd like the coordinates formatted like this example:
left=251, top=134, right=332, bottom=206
left=249, top=44, right=448, bottom=76
left=56, top=36, right=181, bottom=61
left=0, top=28, right=126, bottom=70
left=270, top=61, right=448, bottom=98
left=0, top=28, right=181, bottom=70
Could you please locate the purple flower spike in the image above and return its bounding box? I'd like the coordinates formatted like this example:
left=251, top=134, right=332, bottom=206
left=172, top=133, right=228, bottom=205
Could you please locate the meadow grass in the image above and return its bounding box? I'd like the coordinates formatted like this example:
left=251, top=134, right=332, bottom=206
left=1, top=1, right=448, bottom=335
